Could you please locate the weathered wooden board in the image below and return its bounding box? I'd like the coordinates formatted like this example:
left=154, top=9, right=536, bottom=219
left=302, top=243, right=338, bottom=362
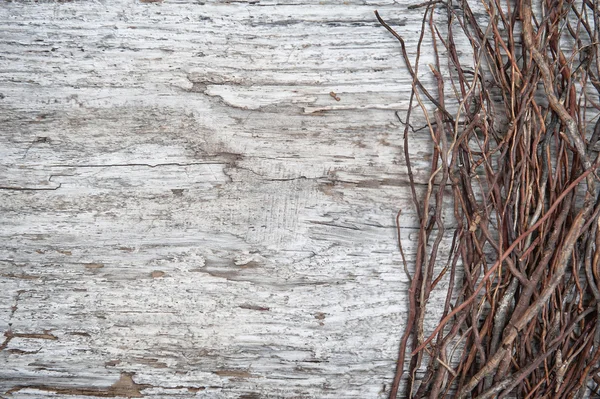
left=0, top=1, right=455, bottom=397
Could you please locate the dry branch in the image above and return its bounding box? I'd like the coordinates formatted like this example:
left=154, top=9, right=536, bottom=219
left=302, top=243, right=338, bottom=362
left=378, top=0, right=600, bottom=397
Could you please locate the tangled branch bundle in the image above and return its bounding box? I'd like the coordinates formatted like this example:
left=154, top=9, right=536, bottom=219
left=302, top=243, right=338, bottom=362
left=377, top=0, right=600, bottom=397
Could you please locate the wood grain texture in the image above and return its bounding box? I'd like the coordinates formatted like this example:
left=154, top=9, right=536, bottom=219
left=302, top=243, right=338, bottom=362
left=0, top=1, right=452, bottom=397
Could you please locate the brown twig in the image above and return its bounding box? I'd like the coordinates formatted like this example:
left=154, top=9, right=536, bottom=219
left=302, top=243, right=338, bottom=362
left=377, top=0, right=600, bottom=397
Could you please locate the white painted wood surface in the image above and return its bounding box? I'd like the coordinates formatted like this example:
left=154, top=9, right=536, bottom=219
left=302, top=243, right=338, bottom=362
left=0, top=1, right=450, bottom=397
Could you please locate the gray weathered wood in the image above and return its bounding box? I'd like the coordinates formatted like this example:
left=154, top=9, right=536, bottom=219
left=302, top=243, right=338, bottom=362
left=0, top=1, right=453, bottom=397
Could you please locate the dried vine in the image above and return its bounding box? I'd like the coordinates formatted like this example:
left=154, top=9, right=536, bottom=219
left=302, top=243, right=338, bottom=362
left=377, top=0, right=600, bottom=397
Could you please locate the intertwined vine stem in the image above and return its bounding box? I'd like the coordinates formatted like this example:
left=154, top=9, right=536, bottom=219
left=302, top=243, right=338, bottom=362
left=377, top=0, right=600, bottom=397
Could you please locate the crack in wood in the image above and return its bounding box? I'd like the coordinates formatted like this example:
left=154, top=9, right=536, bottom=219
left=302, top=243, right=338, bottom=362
left=45, top=162, right=227, bottom=169
left=0, top=184, right=61, bottom=191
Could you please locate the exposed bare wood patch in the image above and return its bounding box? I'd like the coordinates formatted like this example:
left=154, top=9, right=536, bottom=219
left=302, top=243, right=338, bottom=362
left=213, top=370, right=259, bottom=379
left=84, top=263, right=105, bottom=269
left=6, top=373, right=150, bottom=398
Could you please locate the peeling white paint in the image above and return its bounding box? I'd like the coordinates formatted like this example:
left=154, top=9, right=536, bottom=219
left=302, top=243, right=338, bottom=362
left=0, top=1, right=452, bottom=397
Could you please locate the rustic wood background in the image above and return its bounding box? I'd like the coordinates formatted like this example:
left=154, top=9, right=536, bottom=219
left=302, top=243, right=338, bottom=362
left=0, top=1, right=448, bottom=397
